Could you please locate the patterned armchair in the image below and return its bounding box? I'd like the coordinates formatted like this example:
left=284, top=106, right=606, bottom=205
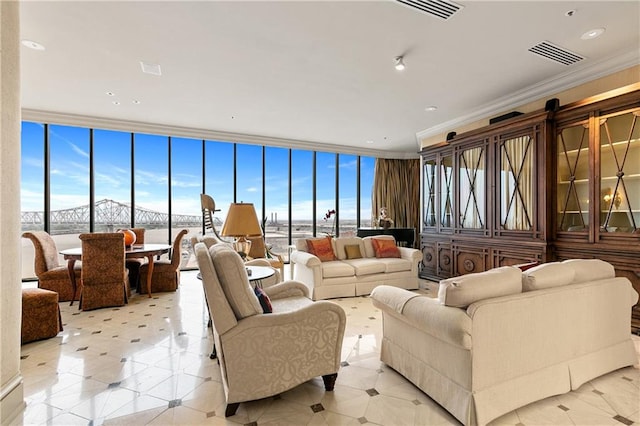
left=78, top=232, right=128, bottom=311
left=194, top=242, right=346, bottom=417
left=22, top=231, right=81, bottom=302
left=139, top=229, right=188, bottom=292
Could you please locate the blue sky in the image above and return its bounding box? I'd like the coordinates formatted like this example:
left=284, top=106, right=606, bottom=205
left=21, top=122, right=374, bottom=222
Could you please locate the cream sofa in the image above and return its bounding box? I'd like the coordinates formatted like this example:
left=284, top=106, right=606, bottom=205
left=290, top=235, right=421, bottom=300
left=371, top=259, right=639, bottom=426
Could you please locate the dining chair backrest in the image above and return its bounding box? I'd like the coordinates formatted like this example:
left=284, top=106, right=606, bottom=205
left=131, top=228, right=145, bottom=245
left=22, top=231, right=61, bottom=275
left=79, top=232, right=126, bottom=285
left=170, top=229, right=189, bottom=269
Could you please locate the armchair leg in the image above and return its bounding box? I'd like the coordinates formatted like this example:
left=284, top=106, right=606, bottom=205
left=322, top=373, right=338, bottom=391
left=225, top=402, right=240, bottom=417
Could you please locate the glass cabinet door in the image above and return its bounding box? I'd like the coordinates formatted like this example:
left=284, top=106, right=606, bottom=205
left=499, top=134, right=534, bottom=231
left=557, top=121, right=590, bottom=232
left=599, top=109, right=640, bottom=234
left=423, top=158, right=437, bottom=228
left=458, top=146, right=485, bottom=229
left=440, top=155, right=454, bottom=228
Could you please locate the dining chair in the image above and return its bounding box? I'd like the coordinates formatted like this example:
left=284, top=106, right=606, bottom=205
left=78, top=232, right=128, bottom=311
left=248, top=235, right=284, bottom=280
left=139, top=229, right=188, bottom=292
left=22, top=231, right=81, bottom=302
left=123, top=227, right=146, bottom=292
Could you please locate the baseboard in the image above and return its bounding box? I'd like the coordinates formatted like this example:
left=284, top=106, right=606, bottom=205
left=1, top=375, right=25, bottom=425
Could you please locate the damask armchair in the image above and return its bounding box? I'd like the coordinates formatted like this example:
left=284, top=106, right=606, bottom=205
left=22, top=231, right=81, bottom=302
left=194, top=242, right=345, bottom=417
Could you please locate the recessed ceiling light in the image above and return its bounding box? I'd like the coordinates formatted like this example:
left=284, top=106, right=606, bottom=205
left=112, top=101, right=120, bottom=105
left=564, top=9, right=577, bottom=17
left=132, top=99, right=141, bottom=105
left=581, top=28, right=605, bottom=40
left=22, top=40, right=45, bottom=50
left=366, top=140, right=374, bottom=144
left=394, top=56, right=405, bottom=71
left=425, top=106, right=438, bottom=112
left=106, top=91, right=115, bottom=96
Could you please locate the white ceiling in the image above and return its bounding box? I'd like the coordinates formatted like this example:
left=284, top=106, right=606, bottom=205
left=19, top=1, right=640, bottom=159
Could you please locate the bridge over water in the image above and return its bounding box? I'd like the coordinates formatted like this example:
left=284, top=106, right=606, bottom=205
left=21, top=199, right=221, bottom=232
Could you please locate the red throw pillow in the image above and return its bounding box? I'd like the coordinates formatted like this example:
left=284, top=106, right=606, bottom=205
left=306, top=236, right=336, bottom=262
left=254, top=287, right=273, bottom=314
left=372, top=238, right=401, bottom=258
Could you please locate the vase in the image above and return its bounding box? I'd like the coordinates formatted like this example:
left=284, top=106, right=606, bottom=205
left=118, top=229, right=137, bottom=247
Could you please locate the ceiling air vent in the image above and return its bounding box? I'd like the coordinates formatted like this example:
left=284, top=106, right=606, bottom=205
left=528, top=41, right=584, bottom=66
left=395, top=0, right=463, bottom=20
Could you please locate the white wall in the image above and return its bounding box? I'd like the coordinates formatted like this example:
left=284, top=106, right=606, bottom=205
left=0, top=1, right=25, bottom=423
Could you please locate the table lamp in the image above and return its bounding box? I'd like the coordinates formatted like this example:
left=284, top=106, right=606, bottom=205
left=221, top=202, right=263, bottom=258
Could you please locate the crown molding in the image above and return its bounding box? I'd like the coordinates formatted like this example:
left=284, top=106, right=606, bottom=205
left=415, top=49, right=640, bottom=145
left=22, top=109, right=420, bottom=160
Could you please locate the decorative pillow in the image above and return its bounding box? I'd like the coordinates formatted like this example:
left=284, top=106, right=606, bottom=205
left=345, top=244, right=363, bottom=259
left=438, top=266, right=522, bottom=308
left=562, top=259, right=615, bottom=283
left=371, top=238, right=401, bottom=258
left=306, top=236, right=336, bottom=262
left=522, top=262, right=575, bottom=291
left=254, top=287, right=273, bottom=314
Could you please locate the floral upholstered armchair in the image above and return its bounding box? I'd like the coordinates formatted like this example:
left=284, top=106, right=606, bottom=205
left=194, top=242, right=346, bottom=417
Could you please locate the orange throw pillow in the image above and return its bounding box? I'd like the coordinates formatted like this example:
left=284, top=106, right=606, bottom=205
left=372, top=238, right=401, bottom=258
left=306, top=236, right=336, bottom=262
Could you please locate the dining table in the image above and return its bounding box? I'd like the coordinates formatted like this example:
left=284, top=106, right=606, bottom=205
left=60, top=243, right=172, bottom=304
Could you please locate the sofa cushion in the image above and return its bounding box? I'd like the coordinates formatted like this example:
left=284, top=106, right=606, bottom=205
left=322, top=261, right=355, bottom=278
left=306, top=236, right=337, bottom=262
left=376, top=258, right=413, bottom=273
left=438, top=266, right=522, bottom=308
left=345, top=244, right=363, bottom=259
left=343, top=258, right=386, bottom=276
left=210, top=244, right=263, bottom=319
left=363, top=235, right=395, bottom=258
left=334, top=237, right=365, bottom=260
left=372, top=238, right=401, bottom=258
left=522, top=262, right=575, bottom=291
left=562, top=259, right=615, bottom=283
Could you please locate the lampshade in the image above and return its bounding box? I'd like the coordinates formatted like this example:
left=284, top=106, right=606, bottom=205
left=221, top=203, right=263, bottom=257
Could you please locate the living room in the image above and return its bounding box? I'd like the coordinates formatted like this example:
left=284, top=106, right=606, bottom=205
left=2, top=1, right=640, bottom=425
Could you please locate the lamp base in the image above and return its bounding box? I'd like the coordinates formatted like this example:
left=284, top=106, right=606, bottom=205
left=234, top=237, right=252, bottom=260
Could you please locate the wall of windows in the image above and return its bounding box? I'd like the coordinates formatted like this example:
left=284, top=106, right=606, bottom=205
left=20, top=121, right=376, bottom=279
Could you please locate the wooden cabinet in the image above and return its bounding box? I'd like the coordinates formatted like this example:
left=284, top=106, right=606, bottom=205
left=420, top=84, right=640, bottom=333
left=419, top=110, right=553, bottom=280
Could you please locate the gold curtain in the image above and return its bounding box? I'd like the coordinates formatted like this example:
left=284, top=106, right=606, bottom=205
left=371, top=158, right=420, bottom=246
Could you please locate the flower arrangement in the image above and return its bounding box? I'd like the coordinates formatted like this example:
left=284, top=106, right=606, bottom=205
left=323, top=209, right=336, bottom=236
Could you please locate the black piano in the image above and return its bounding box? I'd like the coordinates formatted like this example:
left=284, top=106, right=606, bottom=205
left=356, top=227, right=416, bottom=248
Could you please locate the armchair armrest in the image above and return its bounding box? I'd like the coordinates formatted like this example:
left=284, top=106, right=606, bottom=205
left=224, top=300, right=346, bottom=341
left=290, top=250, right=321, bottom=267
left=263, top=280, right=310, bottom=299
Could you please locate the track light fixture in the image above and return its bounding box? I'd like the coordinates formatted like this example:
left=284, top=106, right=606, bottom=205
left=394, top=56, right=405, bottom=71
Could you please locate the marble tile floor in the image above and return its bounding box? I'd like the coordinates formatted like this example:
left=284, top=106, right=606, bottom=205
left=16, top=270, right=640, bottom=426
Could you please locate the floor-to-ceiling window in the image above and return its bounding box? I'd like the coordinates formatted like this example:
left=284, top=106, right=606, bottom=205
left=134, top=133, right=169, bottom=244
left=170, top=137, right=203, bottom=267
left=265, top=146, right=290, bottom=257
left=94, top=129, right=132, bottom=233
left=20, top=121, right=377, bottom=280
